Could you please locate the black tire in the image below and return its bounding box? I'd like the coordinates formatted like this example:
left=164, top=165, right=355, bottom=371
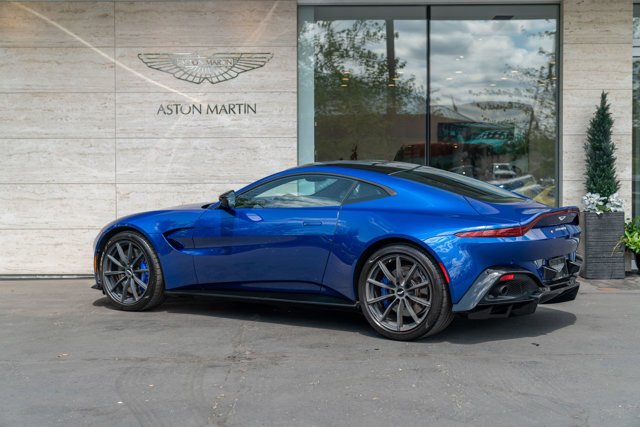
left=99, top=231, right=165, bottom=311
left=424, top=292, right=455, bottom=337
left=358, top=244, right=453, bottom=340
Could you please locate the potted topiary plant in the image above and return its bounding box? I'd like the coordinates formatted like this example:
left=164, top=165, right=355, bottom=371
left=580, top=91, right=625, bottom=279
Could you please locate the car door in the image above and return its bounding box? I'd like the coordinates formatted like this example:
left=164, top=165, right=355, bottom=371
left=191, top=174, right=356, bottom=292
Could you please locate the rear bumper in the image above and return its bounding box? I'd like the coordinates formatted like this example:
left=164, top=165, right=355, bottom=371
left=452, top=256, right=582, bottom=319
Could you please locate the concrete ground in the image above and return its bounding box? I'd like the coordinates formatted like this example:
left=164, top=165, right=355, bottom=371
left=1, top=278, right=639, bottom=427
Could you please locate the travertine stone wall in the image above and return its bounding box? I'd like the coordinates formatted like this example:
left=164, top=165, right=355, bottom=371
left=0, top=1, right=297, bottom=274
left=561, top=0, right=633, bottom=214
left=1, top=0, right=636, bottom=274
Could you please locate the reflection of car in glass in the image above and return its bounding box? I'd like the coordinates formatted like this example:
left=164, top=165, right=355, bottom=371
left=515, top=184, right=544, bottom=199
left=449, top=165, right=481, bottom=178
left=491, top=163, right=517, bottom=180
left=493, top=174, right=544, bottom=198
left=465, top=130, right=513, bottom=153
left=534, top=185, right=556, bottom=206
left=93, top=161, right=581, bottom=341
left=495, top=174, right=536, bottom=190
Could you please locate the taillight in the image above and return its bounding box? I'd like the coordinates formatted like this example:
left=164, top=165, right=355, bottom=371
left=455, top=226, right=524, bottom=238
left=455, top=208, right=579, bottom=238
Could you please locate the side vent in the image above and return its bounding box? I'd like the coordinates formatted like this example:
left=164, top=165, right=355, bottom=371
left=163, top=228, right=194, bottom=250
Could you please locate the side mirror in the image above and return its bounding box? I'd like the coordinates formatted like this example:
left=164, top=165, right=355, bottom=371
left=219, top=190, right=236, bottom=209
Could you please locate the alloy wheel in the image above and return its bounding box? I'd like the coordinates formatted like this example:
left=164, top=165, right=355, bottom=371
left=102, top=240, right=150, bottom=305
left=364, top=253, right=433, bottom=333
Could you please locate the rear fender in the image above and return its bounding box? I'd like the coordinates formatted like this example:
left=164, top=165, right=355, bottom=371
left=322, top=233, right=449, bottom=303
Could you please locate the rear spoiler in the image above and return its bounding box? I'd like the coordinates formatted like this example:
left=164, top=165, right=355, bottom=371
left=529, top=208, right=580, bottom=229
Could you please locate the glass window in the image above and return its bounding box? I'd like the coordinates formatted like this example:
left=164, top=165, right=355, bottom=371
left=298, top=6, right=428, bottom=164
left=395, top=166, right=524, bottom=203
left=633, top=5, right=640, bottom=216
left=236, top=175, right=355, bottom=208
left=298, top=5, right=559, bottom=206
left=430, top=5, right=558, bottom=205
left=344, top=181, right=390, bottom=204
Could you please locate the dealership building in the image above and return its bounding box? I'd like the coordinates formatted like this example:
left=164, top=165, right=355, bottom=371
left=0, top=0, right=638, bottom=275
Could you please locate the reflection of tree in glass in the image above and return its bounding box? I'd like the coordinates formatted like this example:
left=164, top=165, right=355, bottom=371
left=307, top=19, right=427, bottom=161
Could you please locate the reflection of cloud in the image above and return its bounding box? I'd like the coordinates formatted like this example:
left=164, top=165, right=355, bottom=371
left=430, top=32, right=472, bottom=57
left=395, top=21, right=428, bottom=89
left=431, top=18, right=557, bottom=120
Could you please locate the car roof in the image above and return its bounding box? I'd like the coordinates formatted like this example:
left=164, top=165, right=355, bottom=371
left=303, top=160, right=421, bottom=175
left=240, top=160, right=525, bottom=206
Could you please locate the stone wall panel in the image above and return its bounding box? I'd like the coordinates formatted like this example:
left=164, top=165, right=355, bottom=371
left=116, top=137, right=296, bottom=184
left=115, top=1, right=296, bottom=47
left=0, top=93, right=115, bottom=138
left=0, top=139, right=115, bottom=184
left=0, top=2, right=114, bottom=48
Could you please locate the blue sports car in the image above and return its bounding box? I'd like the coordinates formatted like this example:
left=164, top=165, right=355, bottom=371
left=93, top=161, right=581, bottom=340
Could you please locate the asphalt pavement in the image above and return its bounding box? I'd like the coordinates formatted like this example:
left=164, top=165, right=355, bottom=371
left=1, top=277, right=639, bottom=426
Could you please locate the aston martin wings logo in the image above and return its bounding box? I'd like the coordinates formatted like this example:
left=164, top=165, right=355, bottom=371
left=138, top=52, right=273, bottom=85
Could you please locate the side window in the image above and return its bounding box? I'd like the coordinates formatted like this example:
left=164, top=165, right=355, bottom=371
left=344, top=181, right=390, bottom=204
left=236, top=175, right=355, bottom=208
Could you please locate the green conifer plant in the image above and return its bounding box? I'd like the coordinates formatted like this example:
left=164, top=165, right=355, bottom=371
left=584, top=91, right=620, bottom=199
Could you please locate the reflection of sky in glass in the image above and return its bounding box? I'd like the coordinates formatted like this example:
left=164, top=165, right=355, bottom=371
left=395, top=20, right=428, bottom=90
left=314, top=19, right=427, bottom=92
left=431, top=19, right=556, bottom=109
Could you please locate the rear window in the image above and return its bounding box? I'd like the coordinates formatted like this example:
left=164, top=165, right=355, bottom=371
left=394, top=166, right=524, bottom=203
left=344, top=182, right=389, bottom=204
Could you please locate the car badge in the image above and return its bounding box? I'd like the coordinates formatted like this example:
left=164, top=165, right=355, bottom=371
left=558, top=215, right=566, bottom=221
left=138, top=52, right=273, bottom=85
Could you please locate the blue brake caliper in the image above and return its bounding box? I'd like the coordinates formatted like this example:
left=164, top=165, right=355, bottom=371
left=139, top=260, right=149, bottom=287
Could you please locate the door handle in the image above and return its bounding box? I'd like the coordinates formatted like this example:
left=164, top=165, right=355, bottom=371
left=303, top=220, right=323, bottom=226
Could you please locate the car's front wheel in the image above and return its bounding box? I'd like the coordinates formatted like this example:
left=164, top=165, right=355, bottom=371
left=358, top=244, right=453, bottom=340
left=99, top=231, right=165, bottom=311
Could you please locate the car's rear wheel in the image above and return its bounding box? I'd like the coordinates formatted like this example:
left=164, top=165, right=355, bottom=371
left=358, top=244, right=453, bottom=340
left=100, top=231, right=165, bottom=311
